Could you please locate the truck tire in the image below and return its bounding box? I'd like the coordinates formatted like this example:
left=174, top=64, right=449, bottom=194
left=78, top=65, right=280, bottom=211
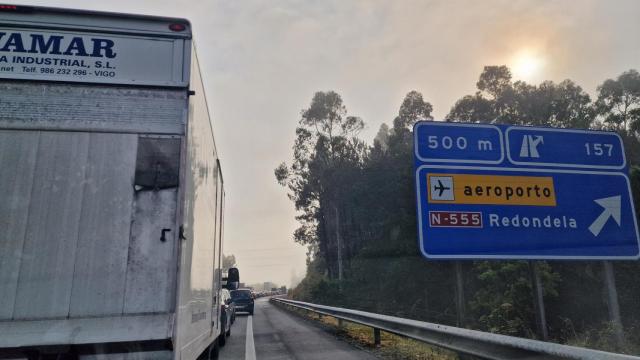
left=207, top=342, right=220, bottom=360
left=218, top=331, right=226, bottom=347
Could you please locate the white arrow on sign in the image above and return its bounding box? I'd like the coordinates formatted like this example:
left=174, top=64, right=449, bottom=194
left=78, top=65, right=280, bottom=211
left=588, top=196, right=622, bottom=236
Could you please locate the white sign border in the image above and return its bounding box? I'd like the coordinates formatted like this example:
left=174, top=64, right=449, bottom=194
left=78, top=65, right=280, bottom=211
left=413, top=121, right=505, bottom=165
left=505, top=126, right=627, bottom=170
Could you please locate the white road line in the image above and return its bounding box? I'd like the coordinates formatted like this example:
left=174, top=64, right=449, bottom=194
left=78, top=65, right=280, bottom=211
left=245, top=315, right=256, bottom=360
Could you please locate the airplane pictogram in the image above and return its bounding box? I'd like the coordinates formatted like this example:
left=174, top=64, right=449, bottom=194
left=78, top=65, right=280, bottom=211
left=433, top=179, right=450, bottom=197
left=429, top=176, right=454, bottom=201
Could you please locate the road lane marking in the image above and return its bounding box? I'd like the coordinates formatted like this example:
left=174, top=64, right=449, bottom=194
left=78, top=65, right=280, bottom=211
left=245, top=315, right=256, bottom=360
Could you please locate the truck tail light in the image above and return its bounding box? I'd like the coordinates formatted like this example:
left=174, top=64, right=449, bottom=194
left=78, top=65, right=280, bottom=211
left=169, top=23, right=186, bottom=32
left=0, top=4, right=33, bottom=12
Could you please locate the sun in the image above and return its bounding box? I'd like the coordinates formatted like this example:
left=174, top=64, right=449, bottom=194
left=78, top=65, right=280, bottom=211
left=511, top=50, right=545, bottom=82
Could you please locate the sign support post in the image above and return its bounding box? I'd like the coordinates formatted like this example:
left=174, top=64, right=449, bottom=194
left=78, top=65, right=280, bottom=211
left=602, top=260, right=625, bottom=348
left=454, top=261, right=466, bottom=327
left=335, top=206, right=343, bottom=285
left=529, top=261, right=548, bottom=340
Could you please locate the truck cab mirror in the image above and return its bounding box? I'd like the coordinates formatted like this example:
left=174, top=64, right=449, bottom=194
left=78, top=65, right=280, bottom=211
left=228, top=268, right=239, bottom=282
left=227, top=268, right=239, bottom=290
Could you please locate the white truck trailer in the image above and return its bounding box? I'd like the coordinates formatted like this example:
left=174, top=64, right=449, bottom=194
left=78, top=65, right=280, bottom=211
left=0, top=5, right=235, bottom=359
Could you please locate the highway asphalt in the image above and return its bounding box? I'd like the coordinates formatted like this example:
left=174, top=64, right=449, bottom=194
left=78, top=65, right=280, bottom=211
left=218, top=297, right=377, bottom=360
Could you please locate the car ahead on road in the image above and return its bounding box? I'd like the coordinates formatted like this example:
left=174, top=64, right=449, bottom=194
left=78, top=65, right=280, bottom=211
left=231, top=288, right=255, bottom=315
left=219, top=289, right=234, bottom=346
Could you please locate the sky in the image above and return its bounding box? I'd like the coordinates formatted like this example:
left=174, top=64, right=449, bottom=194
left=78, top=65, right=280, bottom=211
left=11, top=0, right=640, bottom=286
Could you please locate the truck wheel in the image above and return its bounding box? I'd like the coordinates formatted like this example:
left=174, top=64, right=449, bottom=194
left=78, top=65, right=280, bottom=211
left=207, top=342, right=220, bottom=360
left=218, top=331, right=226, bottom=347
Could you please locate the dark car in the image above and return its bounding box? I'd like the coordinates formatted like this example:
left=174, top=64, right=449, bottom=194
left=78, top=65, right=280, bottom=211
left=230, top=288, right=254, bottom=315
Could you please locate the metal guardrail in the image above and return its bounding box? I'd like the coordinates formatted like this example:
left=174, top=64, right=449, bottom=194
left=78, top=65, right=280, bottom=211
left=271, top=297, right=640, bottom=360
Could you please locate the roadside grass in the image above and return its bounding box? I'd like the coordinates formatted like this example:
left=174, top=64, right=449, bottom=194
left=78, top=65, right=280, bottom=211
left=563, top=321, right=640, bottom=356
left=283, top=305, right=457, bottom=360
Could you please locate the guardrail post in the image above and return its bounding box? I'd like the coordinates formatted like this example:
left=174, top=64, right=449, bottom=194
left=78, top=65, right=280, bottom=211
left=373, top=328, right=381, bottom=347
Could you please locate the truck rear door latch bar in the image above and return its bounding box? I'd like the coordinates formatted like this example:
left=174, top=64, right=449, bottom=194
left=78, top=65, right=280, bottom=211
left=160, top=228, right=171, bottom=242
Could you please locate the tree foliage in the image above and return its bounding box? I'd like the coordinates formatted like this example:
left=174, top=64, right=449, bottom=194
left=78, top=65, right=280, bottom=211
left=222, top=254, right=236, bottom=271
left=470, top=261, right=559, bottom=337
left=595, top=70, right=640, bottom=132
left=448, top=66, right=594, bottom=129
left=275, top=91, right=367, bottom=278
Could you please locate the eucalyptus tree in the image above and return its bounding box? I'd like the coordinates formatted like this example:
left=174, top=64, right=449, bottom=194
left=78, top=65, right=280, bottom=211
left=595, top=69, right=640, bottom=132
left=447, top=65, right=594, bottom=129
left=275, top=91, right=366, bottom=279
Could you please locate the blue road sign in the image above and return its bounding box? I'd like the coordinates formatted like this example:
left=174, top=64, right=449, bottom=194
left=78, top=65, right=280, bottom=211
left=414, top=121, right=640, bottom=260
left=414, top=122, right=503, bottom=164
left=506, top=127, right=626, bottom=169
